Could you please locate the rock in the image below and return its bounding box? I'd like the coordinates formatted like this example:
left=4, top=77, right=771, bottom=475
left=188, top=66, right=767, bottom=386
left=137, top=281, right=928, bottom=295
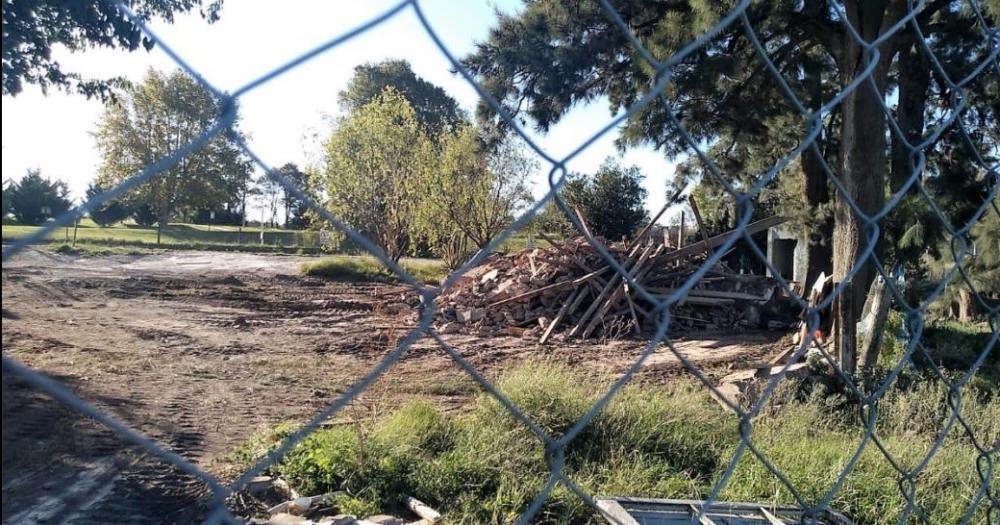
left=247, top=475, right=273, bottom=497
left=268, top=513, right=314, bottom=525
left=288, top=496, right=313, bottom=515
left=386, top=303, right=408, bottom=314
left=480, top=268, right=500, bottom=283
left=438, top=322, right=461, bottom=334
left=767, top=320, right=787, bottom=330
left=502, top=326, right=526, bottom=337
left=317, top=516, right=357, bottom=525
left=364, top=516, right=406, bottom=525
left=273, top=478, right=299, bottom=500
left=456, top=308, right=486, bottom=323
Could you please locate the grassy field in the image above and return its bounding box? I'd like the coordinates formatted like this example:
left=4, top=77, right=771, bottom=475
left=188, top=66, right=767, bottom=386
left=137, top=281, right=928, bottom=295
left=2, top=219, right=319, bottom=246
left=233, top=321, right=999, bottom=524
left=301, top=255, right=448, bottom=285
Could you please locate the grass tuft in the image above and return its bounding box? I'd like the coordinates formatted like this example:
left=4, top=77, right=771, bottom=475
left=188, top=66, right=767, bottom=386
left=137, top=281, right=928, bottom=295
left=301, top=256, right=446, bottom=285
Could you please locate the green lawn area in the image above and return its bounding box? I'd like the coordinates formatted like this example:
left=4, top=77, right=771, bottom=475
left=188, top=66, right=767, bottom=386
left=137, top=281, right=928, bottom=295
left=2, top=218, right=324, bottom=253
left=301, top=255, right=447, bottom=285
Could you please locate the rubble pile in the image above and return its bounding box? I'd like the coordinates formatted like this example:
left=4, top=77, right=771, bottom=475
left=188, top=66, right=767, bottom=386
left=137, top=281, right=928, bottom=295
left=437, top=216, right=788, bottom=342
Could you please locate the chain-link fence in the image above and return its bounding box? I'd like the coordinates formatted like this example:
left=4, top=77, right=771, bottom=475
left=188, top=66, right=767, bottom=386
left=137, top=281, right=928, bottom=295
left=2, top=0, right=998, bottom=524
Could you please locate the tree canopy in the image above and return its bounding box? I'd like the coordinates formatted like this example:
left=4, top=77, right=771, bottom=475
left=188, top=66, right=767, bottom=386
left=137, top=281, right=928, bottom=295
left=324, top=87, right=432, bottom=261
left=94, top=68, right=251, bottom=243
left=3, top=0, right=223, bottom=99
left=7, top=169, right=71, bottom=225
left=339, top=59, right=464, bottom=135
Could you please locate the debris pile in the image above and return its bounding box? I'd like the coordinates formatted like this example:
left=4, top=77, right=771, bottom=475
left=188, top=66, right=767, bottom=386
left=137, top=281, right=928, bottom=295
left=437, top=215, right=789, bottom=342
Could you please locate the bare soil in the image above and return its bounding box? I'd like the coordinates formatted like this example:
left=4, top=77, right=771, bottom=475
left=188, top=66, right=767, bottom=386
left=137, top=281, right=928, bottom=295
left=1, top=248, right=784, bottom=524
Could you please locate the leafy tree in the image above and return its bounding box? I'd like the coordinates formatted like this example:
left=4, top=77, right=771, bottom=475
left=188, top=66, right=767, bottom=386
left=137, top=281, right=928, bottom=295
left=7, top=169, right=71, bottom=225
left=323, top=88, right=432, bottom=261
left=464, top=0, right=997, bottom=371
left=3, top=0, right=222, bottom=99
left=2, top=181, right=11, bottom=219
left=94, top=68, right=251, bottom=243
left=339, top=59, right=464, bottom=135
left=85, top=182, right=132, bottom=226
left=418, top=126, right=534, bottom=266
left=256, top=172, right=283, bottom=228
left=132, top=203, right=158, bottom=227
left=272, top=163, right=312, bottom=229
left=564, top=160, right=649, bottom=242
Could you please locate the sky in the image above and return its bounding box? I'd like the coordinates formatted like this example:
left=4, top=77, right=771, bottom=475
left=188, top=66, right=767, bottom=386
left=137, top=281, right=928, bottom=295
left=1, top=0, right=681, bottom=223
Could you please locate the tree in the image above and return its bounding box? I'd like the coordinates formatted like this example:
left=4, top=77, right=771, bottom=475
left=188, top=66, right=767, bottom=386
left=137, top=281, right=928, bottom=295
left=85, top=182, right=132, bottom=226
left=256, top=172, right=283, bottom=228
left=561, top=160, right=649, bottom=242
left=274, top=163, right=312, bottom=229
left=132, top=203, right=158, bottom=227
left=464, top=0, right=997, bottom=372
left=3, top=0, right=222, bottom=99
left=7, top=169, right=71, bottom=225
left=94, top=68, right=252, bottom=243
left=418, top=126, right=534, bottom=266
left=339, top=59, right=464, bottom=135
left=323, top=88, right=432, bottom=261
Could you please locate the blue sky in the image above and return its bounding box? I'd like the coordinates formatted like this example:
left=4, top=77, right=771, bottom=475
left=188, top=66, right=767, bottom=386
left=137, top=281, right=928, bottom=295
left=1, top=0, right=681, bottom=222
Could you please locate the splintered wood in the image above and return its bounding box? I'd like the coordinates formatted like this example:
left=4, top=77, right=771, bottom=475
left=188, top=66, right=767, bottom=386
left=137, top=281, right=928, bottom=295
left=437, top=216, right=787, bottom=342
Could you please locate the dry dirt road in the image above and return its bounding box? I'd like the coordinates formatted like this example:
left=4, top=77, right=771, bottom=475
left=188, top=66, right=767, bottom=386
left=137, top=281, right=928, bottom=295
left=1, top=248, right=783, bottom=524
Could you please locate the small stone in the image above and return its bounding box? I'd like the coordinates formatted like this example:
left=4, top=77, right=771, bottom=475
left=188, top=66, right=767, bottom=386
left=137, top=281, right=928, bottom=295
left=317, top=515, right=357, bottom=525
left=438, top=322, right=461, bottom=334
left=268, top=513, right=313, bottom=525
left=386, top=303, right=408, bottom=314
left=288, top=496, right=312, bottom=515
left=247, top=475, right=273, bottom=496
left=479, top=268, right=500, bottom=283
left=364, top=516, right=406, bottom=525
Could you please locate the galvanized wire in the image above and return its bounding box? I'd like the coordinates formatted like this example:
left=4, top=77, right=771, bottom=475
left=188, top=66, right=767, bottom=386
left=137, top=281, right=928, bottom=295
left=2, top=1, right=998, bottom=524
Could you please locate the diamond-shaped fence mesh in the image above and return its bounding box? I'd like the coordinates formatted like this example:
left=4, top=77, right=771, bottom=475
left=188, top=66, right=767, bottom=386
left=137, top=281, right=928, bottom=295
left=2, top=1, right=998, bottom=524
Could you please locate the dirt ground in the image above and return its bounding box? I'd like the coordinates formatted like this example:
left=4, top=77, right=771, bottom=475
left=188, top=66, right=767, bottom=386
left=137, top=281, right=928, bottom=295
left=1, top=248, right=785, bottom=524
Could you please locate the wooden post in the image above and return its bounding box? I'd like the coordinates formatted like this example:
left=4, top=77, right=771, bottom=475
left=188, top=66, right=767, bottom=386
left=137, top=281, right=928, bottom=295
left=688, top=196, right=713, bottom=256
left=677, top=211, right=685, bottom=248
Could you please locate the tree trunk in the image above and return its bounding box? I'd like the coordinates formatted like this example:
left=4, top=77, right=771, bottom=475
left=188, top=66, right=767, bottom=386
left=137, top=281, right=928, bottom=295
left=890, top=44, right=930, bottom=194
left=958, top=288, right=973, bottom=322
left=802, top=146, right=833, bottom=288
left=156, top=221, right=163, bottom=245
left=831, top=1, right=899, bottom=375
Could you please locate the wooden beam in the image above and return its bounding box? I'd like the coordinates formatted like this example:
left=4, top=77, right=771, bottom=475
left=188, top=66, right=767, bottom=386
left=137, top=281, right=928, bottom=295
left=655, top=215, right=787, bottom=266
left=688, top=195, right=713, bottom=257
left=540, top=288, right=583, bottom=344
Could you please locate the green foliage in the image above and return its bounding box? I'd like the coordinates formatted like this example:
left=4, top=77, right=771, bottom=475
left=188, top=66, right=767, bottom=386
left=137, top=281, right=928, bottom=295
left=6, top=169, right=71, bottom=225
left=85, top=182, right=132, bottom=226
left=300, top=256, right=446, bottom=285
left=132, top=203, right=158, bottom=227
left=417, top=126, right=534, bottom=267
left=2, top=0, right=222, bottom=99
left=251, top=360, right=997, bottom=524
left=562, top=159, right=649, bottom=242
left=94, top=68, right=252, bottom=241
left=323, top=88, right=432, bottom=262
left=339, top=59, right=464, bottom=135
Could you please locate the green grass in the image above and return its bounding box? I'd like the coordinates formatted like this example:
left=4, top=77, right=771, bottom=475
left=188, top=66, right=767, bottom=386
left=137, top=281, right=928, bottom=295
left=49, top=243, right=166, bottom=256
left=234, top=359, right=999, bottom=524
left=301, top=256, right=447, bottom=285
left=2, top=219, right=322, bottom=250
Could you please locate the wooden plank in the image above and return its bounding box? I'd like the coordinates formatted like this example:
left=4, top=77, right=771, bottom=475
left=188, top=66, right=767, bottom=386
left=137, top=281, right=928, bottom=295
left=540, top=289, right=581, bottom=344
left=574, top=206, right=595, bottom=239
left=626, top=199, right=671, bottom=253
left=688, top=195, right=713, bottom=257
left=655, top=215, right=787, bottom=266
left=581, top=243, right=657, bottom=338
left=760, top=507, right=788, bottom=525
left=646, top=287, right=770, bottom=302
